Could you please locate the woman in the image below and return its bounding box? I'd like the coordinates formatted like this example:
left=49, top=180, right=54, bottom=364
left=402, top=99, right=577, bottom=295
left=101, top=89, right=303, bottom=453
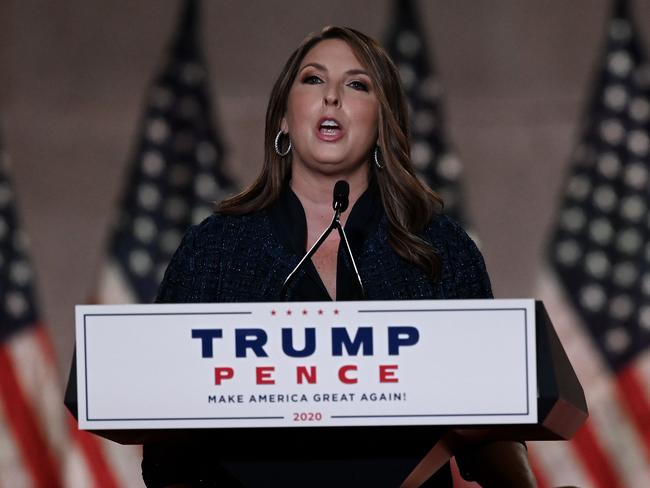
left=143, top=26, right=536, bottom=487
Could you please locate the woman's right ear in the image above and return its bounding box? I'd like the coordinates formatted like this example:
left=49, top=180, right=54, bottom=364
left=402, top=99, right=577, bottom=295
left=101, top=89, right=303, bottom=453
left=280, top=117, right=289, bottom=134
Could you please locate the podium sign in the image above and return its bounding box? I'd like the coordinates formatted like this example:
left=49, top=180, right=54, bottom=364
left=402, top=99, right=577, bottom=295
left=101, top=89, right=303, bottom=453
left=75, top=299, right=537, bottom=431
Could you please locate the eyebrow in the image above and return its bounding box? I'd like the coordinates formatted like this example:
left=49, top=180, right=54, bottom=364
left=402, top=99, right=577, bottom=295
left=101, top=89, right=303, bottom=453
left=299, top=63, right=370, bottom=77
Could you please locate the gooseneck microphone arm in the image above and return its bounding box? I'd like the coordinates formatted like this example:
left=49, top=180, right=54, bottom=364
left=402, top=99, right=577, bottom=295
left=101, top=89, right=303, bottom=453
left=279, top=205, right=342, bottom=300
left=336, top=222, right=366, bottom=299
left=279, top=180, right=366, bottom=301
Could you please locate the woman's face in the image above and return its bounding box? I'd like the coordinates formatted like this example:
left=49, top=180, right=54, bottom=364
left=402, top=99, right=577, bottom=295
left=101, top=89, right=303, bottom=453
left=281, top=39, right=380, bottom=180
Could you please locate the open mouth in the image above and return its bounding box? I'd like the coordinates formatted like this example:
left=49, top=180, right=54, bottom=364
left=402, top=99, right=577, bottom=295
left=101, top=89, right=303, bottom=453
left=319, top=119, right=341, bottom=135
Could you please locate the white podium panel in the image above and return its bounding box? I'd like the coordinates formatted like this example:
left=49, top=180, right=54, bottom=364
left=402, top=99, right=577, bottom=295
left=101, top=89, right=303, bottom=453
left=76, top=299, right=537, bottom=430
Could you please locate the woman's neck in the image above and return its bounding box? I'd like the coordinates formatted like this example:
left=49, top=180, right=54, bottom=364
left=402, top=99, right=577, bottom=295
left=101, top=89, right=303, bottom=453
left=289, top=166, right=370, bottom=300
left=290, top=167, right=369, bottom=224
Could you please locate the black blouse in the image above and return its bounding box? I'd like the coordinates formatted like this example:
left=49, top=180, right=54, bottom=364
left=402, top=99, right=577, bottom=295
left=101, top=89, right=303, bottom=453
left=267, top=179, right=382, bottom=301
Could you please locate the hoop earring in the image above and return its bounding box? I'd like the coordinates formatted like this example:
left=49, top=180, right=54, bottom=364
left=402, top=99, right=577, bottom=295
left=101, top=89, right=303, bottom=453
left=374, top=145, right=384, bottom=169
left=274, top=130, right=291, bottom=157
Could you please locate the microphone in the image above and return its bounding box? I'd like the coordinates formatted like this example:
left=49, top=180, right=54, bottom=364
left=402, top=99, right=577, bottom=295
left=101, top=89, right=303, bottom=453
left=331, top=182, right=365, bottom=299
left=279, top=180, right=365, bottom=300
left=333, top=180, right=349, bottom=212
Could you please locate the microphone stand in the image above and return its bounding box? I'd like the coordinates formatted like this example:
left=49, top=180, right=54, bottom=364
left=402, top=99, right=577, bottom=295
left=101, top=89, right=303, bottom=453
left=279, top=185, right=366, bottom=301
left=336, top=220, right=365, bottom=300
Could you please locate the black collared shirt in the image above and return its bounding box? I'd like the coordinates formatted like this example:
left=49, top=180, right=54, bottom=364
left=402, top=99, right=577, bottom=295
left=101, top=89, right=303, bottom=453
left=267, top=178, right=382, bottom=301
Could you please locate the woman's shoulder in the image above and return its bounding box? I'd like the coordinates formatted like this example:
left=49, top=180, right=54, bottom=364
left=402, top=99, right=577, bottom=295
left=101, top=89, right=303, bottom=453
left=155, top=210, right=274, bottom=303
left=423, top=213, right=477, bottom=250
left=423, top=213, right=493, bottom=298
left=181, top=210, right=270, bottom=246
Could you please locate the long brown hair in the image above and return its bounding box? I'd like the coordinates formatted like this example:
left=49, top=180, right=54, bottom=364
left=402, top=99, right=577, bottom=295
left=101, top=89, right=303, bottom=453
left=219, top=26, right=443, bottom=279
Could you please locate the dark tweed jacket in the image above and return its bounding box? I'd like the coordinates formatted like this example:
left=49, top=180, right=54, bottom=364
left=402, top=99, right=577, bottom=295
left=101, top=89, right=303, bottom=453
left=144, top=210, right=492, bottom=488
left=156, top=211, right=492, bottom=305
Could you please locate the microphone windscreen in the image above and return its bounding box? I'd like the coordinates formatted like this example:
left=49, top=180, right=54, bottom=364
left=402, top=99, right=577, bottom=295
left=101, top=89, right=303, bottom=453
left=333, top=180, right=350, bottom=212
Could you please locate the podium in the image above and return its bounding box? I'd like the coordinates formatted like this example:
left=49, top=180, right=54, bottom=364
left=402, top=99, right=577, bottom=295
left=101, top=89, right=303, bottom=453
left=65, top=299, right=587, bottom=482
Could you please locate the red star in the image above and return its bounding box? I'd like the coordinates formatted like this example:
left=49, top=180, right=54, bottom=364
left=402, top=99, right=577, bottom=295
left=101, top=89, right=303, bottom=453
left=318, top=309, right=324, bottom=315
left=286, top=309, right=292, bottom=316
left=271, top=310, right=276, bottom=316
left=302, top=309, right=308, bottom=315
left=334, top=309, right=339, bottom=315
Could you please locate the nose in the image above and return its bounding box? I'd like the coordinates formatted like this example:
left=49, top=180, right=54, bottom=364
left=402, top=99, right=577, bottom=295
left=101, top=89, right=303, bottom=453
left=323, top=88, right=340, bottom=107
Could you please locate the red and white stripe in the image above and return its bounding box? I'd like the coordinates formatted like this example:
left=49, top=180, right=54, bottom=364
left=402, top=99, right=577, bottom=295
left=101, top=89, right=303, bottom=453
left=0, top=323, right=145, bottom=488
left=0, top=390, right=32, bottom=488
left=0, top=326, right=63, bottom=488
left=529, top=269, right=650, bottom=488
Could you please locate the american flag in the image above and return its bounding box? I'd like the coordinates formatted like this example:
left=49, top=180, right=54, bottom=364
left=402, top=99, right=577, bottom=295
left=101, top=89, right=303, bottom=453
left=531, top=0, right=650, bottom=486
left=86, top=0, right=235, bottom=485
left=0, top=133, right=91, bottom=487
left=97, top=0, right=233, bottom=306
left=384, top=0, right=468, bottom=225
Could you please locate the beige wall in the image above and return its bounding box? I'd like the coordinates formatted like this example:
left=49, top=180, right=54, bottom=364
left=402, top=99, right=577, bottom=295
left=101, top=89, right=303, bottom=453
left=2, top=0, right=649, bottom=378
